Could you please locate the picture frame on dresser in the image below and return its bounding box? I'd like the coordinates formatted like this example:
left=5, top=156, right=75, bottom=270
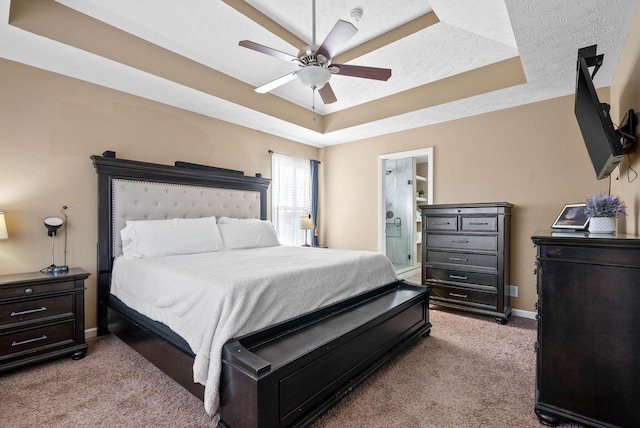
left=551, top=203, right=589, bottom=230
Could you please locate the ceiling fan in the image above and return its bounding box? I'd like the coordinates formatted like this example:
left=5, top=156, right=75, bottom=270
left=239, top=0, right=392, bottom=108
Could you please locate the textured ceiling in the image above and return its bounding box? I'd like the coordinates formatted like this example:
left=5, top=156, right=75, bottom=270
left=0, top=0, right=638, bottom=147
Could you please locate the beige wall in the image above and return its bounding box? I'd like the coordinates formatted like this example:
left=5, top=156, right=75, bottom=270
left=319, top=95, right=614, bottom=313
left=0, top=59, right=319, bottom=330
left=612, top=2, right=640, bottom=234
left=320, top=6, right=640, bottom=314
left=1, top=4, right=639, bottom=327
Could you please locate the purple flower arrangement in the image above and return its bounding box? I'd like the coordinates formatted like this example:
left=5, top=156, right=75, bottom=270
left=583, top=191, right=627, bottom=218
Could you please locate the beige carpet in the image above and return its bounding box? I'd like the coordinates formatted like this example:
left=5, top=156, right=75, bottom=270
left=1, top=309, right=580, bottom=427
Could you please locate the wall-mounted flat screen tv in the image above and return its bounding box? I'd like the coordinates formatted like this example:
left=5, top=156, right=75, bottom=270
left=574, top=46, right=624, bottom=180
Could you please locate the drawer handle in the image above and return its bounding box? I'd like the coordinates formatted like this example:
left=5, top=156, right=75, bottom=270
left=432, top=222, right=451, bottom=225
left=449, top=257, right=468, bottom=262
left=12, top=335, right=48, bottom=347
left=469, top=222, right=489, bottom=225
left=11, top=307, right=47, bottom=317
left=24, top=288, right=33, bottom=295
left=449, top=275, right=468, bottom=280
left=449, top=292, right=468, bottom=299
left=450, top=239, right=469, bottom=244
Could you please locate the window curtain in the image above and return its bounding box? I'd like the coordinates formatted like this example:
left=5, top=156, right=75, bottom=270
left=310, top=159, right=320, bottom=247
left=271, top=153, right=312, bottom=246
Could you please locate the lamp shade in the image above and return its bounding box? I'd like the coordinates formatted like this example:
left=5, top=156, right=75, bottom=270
left=300, top=215, right=314, bottom=230
left=0, top=212, right=7, bottom=240
left=44, top=216, right=64, bottom=236
left=297, top=65, right=331, bottom=89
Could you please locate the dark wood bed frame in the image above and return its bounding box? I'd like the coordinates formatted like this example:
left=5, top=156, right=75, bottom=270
left=92, top=153, right=431, bottom=428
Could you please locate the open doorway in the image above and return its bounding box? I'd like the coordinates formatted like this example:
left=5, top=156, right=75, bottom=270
left=378, top=148, right=433, bottom=279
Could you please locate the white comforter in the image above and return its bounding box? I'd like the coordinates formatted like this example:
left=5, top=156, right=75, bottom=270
left=110, top=246, right=397, bottom=415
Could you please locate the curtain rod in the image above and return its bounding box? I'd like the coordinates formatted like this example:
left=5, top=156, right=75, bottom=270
left=268, top=149, right=321, bottom=164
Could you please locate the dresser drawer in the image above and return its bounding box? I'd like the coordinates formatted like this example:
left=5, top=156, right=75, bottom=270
left=0, top=294, right=74, bottom=328
left=424, top=216, right=457, bottom=231
left=426, top=267, right=497, bottom=290
left=426, top=234, right=497, bottom=251
left=0, top=279, right=76, bottom=300
left=430, top=284, right=497, bottom=309
left=461, top=216, right=497, bottom=232
left=0, top=321, right=75, bottom=358
left=427, top=250, right=497, bottom=270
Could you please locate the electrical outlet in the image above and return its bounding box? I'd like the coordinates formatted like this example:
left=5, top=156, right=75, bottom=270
left=509, top=285, right=518, bottom=298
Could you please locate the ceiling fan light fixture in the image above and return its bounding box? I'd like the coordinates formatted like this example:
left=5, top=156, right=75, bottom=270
left=297, top=65, right=331, bottom=89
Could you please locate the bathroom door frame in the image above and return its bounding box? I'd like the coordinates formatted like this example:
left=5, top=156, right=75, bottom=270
left=377, top=148, right=433, bottom=272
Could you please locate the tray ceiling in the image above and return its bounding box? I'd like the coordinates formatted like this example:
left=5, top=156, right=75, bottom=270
left=1, top=0, right=637, bottom=147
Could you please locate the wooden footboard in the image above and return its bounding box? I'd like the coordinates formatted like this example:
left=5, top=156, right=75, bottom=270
left=219, top=280, right=431, bottom=428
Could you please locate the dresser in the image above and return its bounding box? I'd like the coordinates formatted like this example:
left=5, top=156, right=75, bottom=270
left=0, top=268, right=89, bottom=372
left=421, top=202, right=512, bottom=323
left=532, top=232, right=640, bottom=428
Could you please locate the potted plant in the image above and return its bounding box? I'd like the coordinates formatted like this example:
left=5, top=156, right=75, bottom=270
left=417, top=189, right=425, bottom=198
left=583, top=191, right=626, bottom=233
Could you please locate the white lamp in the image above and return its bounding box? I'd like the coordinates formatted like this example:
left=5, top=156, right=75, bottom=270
left=300, top=215, right=314, bottom=247
left=0, top=212, right=8, bottom=240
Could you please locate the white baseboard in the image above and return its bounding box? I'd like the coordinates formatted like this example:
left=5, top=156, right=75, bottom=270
left=512, top=308, right=537, bottom=320
left=85, top=327, right=98, bottom=339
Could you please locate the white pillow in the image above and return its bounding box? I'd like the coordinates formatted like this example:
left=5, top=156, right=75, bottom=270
left=218, top=220, right=280, bottom=250
left=120, top=216, right=224, bottom=258
left=217, top=216, right=262, bottom=224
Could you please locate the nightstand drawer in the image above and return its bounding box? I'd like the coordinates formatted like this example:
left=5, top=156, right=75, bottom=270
left=0, top=279, right=76, bottom=300
left=430, top=284, right=497, bottom=309
left=0, top=321, right=75, bottom=358
left=427, top=251, right=497, bottom=270
left=0, top=294, right=74, bottom=328
left=426, top=234, right=497, bottom=251
left=426, top=267, right=497, bottom=289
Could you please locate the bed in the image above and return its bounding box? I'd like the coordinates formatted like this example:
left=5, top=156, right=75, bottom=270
left=92, top=153, right=431, bottom=427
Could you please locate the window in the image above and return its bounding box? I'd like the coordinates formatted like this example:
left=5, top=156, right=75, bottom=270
left=271, top=153, right=312, bottom=246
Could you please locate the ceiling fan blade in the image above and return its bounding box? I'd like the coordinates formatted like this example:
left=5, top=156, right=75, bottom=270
left=318, top=82, right=337, bottom=104
left=316, top=20, right=357, bottom=60
left=254, top=71, right=298, bottom=94
left=239, top=40, right=297, bottom=63
left=331, top=64, right=392, bottom=81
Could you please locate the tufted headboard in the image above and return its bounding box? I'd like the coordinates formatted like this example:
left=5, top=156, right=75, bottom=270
left=111, top=179, right=261, bottom=258
left=92, top=154, right=270, bottom=334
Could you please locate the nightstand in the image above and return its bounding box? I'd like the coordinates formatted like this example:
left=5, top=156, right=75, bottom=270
left=0, top=268, right=89, bottom=372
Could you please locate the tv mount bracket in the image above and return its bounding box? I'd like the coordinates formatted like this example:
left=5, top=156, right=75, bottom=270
left=578, top=45, right=637, bottom=151
left=578, top=45, right=603, bottom=79
left=619, top=108, right=638, bottom=151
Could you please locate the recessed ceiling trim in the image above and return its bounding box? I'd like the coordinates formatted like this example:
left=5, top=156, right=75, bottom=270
left=227, top=1, right=439, bottom=70
left=9, top=0, right=325, bottom=133
left=221, top=0, right=306, bottom=49
left=324, top=56, right=527, bottom=133
left=333, top=11, right=440, bottom=65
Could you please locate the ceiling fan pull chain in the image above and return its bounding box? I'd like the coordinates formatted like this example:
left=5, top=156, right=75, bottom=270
left=312, top=88, right=316, bottom=110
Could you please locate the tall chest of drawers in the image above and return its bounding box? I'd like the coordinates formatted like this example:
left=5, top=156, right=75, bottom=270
left=0, top=268, right=89, bottom=372
left=421, top=202, right=512, bottom=323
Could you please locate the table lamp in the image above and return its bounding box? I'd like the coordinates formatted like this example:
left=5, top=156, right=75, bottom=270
left=300, top=215, right=313, bottom=247
left=0, top=212, right=7, bottom=240
left=44, top=215, right=68, bottom=274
